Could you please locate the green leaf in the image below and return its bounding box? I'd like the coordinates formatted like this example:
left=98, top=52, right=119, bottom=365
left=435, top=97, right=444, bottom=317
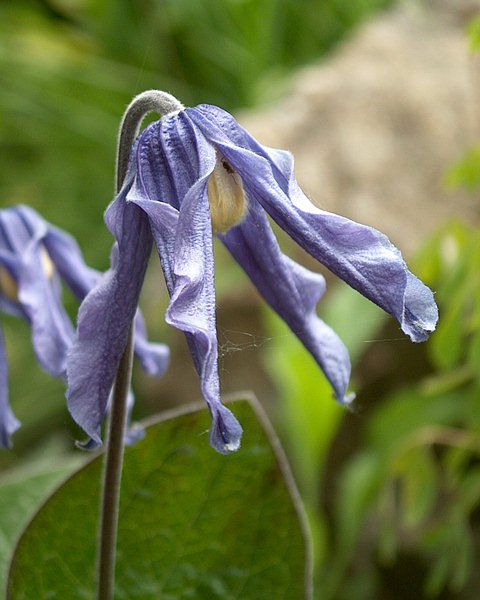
left=467, top=16, right=480, bottom=53
left=399, top=446, right=438, bottom=530
left=320, top=452, right=383, bottom=597
left=366, top=388, right=462, bottom=458
left=263, top=283, right=386, bottom=505
left=377, top=484, right=398, bottom=564
left=423, top=520, right=474, bottom=597
left=445, top=145, right=480, bottom=192
left=0, top=460, right=81, bottom=592
left=431, top=298, right=465, bottom=369
left=264, top=307, right=343, bottom=505
left=7, top=398, right=312, bottom=600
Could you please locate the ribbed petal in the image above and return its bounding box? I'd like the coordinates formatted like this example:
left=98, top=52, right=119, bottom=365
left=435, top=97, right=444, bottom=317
left=222, top=202, right=353, bottom=403
left=131, top=117, right=242, bottom=453
left=188, top=105, right=438, bottom=342
left=66, top=186, right=152, bottom=445
left=0, top=327, right=20, bottom=449
left=130, top=193, right=242, bottom=454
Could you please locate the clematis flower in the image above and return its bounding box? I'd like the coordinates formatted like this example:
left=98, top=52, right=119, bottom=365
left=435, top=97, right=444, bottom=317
left=67, top=102, right=438, bottom=454
left=0, top=204, right=169, bottom=448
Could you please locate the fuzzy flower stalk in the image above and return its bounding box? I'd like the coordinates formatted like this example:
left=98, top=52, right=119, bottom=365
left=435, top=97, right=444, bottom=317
left=66, top=91, right=438, bottom=454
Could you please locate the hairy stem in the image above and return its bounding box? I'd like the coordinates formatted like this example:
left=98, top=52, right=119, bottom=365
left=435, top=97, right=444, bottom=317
left=96, top=90, right=183, bottom=600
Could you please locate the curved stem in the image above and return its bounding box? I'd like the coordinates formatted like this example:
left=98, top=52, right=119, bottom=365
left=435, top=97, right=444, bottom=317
left=115, top=90, right=184, bottom=191
left=96, top=90, right=183, bottom=600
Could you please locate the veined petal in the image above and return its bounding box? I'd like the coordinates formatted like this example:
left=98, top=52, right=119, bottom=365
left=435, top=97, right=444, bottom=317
left=131, top=122, right=242, bottom=453
left=250, top=154, right=438, bottom=342
left=134, top=112, right=204, bottom=210
left=188, top=106, right=438, bottom=342
left=130, top=193, right=242, bottom=454
left=222, top=202, right=353, bottom=404
left=0, top=327, right=20, bottom=449
left=66, top=191, right=152, bottom=445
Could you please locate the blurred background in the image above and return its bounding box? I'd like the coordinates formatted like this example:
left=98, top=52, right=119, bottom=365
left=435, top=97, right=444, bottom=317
left=1, top=0, right=480, bottom=598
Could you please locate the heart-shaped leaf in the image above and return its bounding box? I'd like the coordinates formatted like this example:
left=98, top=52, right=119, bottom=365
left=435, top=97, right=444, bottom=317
left=7, top=396, right=312, bottom=599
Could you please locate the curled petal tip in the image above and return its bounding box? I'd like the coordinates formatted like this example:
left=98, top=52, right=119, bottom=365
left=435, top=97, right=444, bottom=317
left=0, top=432, right=14, bottom=450
left=404, top=312, right=439, bottom=343
left=0, top=412, right=21, bottom=450
left=339, top=391, right=356, bottom=406
left=209, top=405, right=243, bottom=455
left=75, top=436, right=102, bottom=451
left=223, top=439, right=242, bottom=453
left=402, top=274, right=439, bottom=343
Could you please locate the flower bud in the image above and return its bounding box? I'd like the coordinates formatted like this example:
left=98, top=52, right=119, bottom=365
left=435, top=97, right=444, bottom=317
left=208, top=154, right=247, bottom=234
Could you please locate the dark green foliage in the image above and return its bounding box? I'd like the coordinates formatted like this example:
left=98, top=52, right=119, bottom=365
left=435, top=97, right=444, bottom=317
left=315, top=223, right=480, bottom=600
left=7, top=399, right=311, bottom=599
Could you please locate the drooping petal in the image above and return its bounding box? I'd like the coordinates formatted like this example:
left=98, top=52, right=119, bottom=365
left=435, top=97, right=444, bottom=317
left=6, top=208, right=75, bottom=377
left=0, top=327, right=20, bottom=449
left=222, top=201, right=353, bottom=404
left=77, top=387, right=145, bottom=451
left=130, top=193, right=242, bottom=453
left=252, top=156, right=438, bottom=342
left=0, top=251, right=24, bottom=318
left=133, top=310, right=170, bottom=377
left=43, top=224, right=99, bottom=299
left=43, top=206, right=170, bottom=379
left=66, top=185, right=153, bottom=445
left=124, top=388, right=147, bottom=447
left=130, top=117, right=242, bottom=452
left=187, top=105, right=438, bottom=342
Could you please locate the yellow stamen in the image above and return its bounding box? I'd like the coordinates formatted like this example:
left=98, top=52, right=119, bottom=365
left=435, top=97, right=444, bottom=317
left=40, top=246, right=54, bottom=280
left=207, top=155, right=247, bottom=234
left=0, top=246, right=54, bottom=302
left=0, top=266, right=17, bottom=302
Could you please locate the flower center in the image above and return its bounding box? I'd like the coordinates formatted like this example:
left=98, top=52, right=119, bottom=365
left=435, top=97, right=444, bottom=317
left=0, top=247, right=54, bottom=303
left=207, top=155, right=247, bottom=234
left=0, top=266, right=17, bottom=302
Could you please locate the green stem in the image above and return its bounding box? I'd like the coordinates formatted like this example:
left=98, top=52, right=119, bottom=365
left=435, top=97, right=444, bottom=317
left=96, top=326, right=134, bottom=600
left=96, top=90, right=183, bottom=600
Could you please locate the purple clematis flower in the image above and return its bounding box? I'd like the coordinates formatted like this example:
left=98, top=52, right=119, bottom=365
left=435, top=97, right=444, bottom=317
left=0, top=205, right=169, bottom=448
left=67, top=103, right=438, bottom=454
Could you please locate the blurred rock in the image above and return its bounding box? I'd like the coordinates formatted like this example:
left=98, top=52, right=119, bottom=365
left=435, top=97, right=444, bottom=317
left=239, top=0, right=480, bottom=254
